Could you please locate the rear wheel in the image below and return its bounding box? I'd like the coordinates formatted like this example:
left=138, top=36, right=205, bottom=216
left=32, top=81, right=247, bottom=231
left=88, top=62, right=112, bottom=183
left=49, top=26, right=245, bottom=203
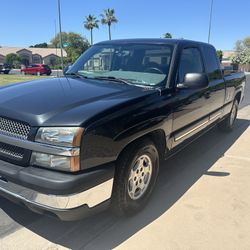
left=219, top=99, right=238, bottom=132
left=111, top=139, right=159, bottom=216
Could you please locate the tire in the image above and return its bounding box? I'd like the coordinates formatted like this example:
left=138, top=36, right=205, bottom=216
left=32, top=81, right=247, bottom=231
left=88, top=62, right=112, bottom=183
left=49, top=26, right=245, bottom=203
left=111, top=139, right=159, bottom=216
left=219, top=99, right=239, bottom=132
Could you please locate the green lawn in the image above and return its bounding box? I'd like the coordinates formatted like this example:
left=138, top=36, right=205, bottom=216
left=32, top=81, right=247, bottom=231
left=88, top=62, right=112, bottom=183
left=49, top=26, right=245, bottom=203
left=0, top=74, right=49, bottom=86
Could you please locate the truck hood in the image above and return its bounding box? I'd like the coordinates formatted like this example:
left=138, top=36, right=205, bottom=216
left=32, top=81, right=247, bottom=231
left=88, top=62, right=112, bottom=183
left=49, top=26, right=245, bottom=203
left=0, top=77, right=157, bottom=126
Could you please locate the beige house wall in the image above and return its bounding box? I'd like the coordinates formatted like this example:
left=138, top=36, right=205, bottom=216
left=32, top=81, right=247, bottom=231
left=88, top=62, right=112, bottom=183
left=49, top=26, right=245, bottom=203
left=42, top=54, right=59, bottom=66
left=0, top=55, right=4, bottom=64
left=0, top=47, right=67, bottom=66
left=32, top=54, right=42, bottom=64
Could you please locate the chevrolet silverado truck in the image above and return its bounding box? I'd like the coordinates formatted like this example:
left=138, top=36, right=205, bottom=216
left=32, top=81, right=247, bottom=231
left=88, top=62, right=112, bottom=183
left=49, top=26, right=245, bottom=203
left=0, top=39, right=245, bottom=220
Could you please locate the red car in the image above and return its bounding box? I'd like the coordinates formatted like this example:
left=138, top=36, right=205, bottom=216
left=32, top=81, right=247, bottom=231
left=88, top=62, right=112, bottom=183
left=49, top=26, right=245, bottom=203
left=21, top=64, right=52, bottom=76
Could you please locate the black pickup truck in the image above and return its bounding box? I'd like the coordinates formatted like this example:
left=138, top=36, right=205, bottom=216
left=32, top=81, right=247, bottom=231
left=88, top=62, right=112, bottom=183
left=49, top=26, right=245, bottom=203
left=0, top=39, right=245, bottom=220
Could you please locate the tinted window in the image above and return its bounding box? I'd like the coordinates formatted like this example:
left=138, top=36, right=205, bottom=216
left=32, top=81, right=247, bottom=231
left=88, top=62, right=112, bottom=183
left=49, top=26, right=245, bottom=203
left=202, top=46, right=222, bottom=80
left=178, top=47, right=204, bottom=83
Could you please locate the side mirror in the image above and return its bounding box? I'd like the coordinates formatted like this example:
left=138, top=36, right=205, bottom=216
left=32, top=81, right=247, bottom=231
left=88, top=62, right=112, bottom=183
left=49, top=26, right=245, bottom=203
left=177, top=73, right=209, bottom=89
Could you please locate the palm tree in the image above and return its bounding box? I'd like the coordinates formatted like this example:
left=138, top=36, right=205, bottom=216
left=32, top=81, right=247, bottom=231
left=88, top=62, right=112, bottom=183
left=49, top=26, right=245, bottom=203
left=84, top=15, right=99, bottom=45
left=164, top=33, right=172, bottom=39
left=100, top=8, right=118, bottom=40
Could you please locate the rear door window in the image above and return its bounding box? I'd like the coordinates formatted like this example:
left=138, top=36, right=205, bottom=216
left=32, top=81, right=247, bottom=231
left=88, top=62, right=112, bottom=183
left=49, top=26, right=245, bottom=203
left=202, top=45, right=222, bottom=80
left=178, top=47, right=204, bottom=83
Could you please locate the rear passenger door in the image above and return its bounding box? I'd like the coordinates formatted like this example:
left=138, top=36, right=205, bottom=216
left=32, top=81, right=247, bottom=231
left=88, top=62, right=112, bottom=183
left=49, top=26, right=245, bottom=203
left=201, top=45, right=225, bottom=120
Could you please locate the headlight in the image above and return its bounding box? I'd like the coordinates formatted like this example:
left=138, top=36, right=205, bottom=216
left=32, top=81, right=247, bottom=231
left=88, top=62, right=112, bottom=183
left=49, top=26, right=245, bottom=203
left=35, top=127, right=84, bottom=147
left=32, top=127, right=84, bottom=171
left=31, top=152, right=80, bottom=172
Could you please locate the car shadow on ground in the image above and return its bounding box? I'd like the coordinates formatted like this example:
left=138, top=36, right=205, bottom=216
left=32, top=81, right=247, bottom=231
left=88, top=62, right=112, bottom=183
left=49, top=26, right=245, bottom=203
left=0, top=118, right=249, bottom=250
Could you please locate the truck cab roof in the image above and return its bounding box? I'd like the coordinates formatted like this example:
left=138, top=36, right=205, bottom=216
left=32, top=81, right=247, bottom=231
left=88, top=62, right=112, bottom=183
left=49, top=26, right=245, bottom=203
left=96, top=38, right=214, bottom=48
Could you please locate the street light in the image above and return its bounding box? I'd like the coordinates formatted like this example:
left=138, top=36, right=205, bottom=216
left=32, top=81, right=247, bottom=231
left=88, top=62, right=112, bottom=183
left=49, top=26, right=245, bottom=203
left=208, top=0, right=214, bottom=43
left=58, top=0, right=64, bottom=70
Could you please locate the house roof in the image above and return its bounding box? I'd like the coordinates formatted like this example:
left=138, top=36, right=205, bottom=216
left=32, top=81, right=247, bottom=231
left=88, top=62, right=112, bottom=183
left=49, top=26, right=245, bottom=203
left=222, top=50, right=235, bottom=59
left=0, top=47, right=67, bottom=58
left=29, top=48, right=67, bottom=57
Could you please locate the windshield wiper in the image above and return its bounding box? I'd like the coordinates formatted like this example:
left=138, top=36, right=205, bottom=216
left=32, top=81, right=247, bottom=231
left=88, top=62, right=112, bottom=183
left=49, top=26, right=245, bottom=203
left=65, top=72, right=89, bottom=79
left=91, top=76, right=132, bottom=85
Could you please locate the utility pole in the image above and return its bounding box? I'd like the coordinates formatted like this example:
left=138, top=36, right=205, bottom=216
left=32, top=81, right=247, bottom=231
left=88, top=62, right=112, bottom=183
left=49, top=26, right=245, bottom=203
left=58, top=0, right=64, bottom=70
left=54, top=19, right=59, bottom=77
left=208, top=0, right=214, bottom=43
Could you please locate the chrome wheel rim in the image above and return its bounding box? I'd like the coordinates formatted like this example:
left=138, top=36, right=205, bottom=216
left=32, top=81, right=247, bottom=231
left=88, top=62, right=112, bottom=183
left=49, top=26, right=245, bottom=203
left=127, top=154, right=153, bottom=200
left=230, top=103, right=237, bottom=126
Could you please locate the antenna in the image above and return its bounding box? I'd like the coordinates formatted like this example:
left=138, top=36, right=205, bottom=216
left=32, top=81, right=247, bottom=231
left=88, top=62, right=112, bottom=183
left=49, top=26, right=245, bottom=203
left=208, top=0, right=214, bottom=43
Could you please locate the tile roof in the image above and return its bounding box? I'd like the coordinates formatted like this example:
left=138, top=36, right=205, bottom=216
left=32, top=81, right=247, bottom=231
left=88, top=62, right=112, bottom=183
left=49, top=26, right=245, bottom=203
left=0, top=47, right=67, bottom=57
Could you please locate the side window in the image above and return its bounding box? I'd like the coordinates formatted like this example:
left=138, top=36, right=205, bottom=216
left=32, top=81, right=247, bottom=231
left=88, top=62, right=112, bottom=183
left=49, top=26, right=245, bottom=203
left=202, top=46, right=222, bottom=80
left=178, top=47, right=204, bottom=83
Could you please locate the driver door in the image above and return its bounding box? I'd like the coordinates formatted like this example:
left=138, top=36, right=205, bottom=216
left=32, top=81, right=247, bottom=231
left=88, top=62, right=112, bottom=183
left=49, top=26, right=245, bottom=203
left=171, top=46, right=210, bottom=147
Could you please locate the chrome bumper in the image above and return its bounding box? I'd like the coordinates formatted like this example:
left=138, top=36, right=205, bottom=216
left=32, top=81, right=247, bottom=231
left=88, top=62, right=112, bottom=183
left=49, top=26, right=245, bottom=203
left=0, top=176, right=113, bottom=219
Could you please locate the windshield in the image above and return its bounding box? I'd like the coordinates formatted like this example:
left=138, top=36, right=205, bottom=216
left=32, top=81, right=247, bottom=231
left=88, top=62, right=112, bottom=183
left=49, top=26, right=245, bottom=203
left=66, top=43, right=173, bottom=87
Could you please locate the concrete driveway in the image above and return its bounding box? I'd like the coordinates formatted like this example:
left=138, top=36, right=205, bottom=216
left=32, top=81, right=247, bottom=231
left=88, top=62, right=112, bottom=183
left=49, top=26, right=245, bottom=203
left=0, top=75, right=250, bottom=250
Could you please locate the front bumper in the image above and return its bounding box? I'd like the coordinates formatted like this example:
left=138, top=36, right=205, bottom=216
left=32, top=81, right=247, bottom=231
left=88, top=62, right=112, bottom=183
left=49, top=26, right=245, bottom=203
left=0, top=159, right=115, bottom=220
left=0, top=176, right=113, bottom=221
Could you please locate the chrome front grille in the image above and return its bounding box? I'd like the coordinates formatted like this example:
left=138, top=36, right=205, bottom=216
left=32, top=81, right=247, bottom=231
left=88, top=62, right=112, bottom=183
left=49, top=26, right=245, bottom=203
left=0, top=142, right=25, bottom=160
left=0, top=117, right=30, bottom=140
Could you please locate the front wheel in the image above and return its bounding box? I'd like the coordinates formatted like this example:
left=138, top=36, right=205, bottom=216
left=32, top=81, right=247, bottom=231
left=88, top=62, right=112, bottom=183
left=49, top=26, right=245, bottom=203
left=111, top=139, right=159, bottom=216
left=219, top=99, right=239, bottom=132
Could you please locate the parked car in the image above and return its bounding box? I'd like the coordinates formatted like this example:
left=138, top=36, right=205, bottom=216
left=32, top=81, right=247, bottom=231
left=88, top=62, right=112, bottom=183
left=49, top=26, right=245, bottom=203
left=0, top=64, right=11, bottom=74
left=0, top=39, right=245, bottom=220
left=21, top=64, right=51, bottom=75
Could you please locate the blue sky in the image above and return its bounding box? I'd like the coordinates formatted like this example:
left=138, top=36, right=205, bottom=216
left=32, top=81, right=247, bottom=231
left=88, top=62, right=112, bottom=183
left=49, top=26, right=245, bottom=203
left=1, top=0, right=249, bottom=50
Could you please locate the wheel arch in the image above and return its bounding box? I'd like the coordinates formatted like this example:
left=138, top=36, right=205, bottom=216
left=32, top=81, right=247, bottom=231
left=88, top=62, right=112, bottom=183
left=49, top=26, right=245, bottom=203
left=234, top=91, right=242, bottom=104
left=116, top=129, right=167, bottom=164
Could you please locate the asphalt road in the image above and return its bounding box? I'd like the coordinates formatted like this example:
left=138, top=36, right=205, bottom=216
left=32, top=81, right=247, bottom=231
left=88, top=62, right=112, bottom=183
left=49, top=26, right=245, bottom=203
left=0, top=75, right=250, bottom=250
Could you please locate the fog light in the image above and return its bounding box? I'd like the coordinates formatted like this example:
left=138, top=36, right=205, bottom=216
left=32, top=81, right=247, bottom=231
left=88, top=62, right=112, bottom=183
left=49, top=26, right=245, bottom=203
left=31, top=152, right=80, bottom=172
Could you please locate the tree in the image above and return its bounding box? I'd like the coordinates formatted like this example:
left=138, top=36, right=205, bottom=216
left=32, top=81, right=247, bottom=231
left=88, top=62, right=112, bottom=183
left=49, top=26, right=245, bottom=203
left=4, top=53, right=20, bottom=67
left=84, top=15, right=99, bottom=45
left=216, top=50, right=223, bottom=62
left=232, top=36, right=250, bottom=69
left=243, top=37, right=250, bottom=48
left=100, top=8, right=118, bottom=40
left=50, top=32, right=68, bottom=48
left=50, top=32, right=90, bottom=63
left=235, top=37, right=250, bottom=51
left=29, top=42, right=48, bottom=48
left=231, top=48, right=250, bottom=64
left=164, top=33, right=172, bottom=39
